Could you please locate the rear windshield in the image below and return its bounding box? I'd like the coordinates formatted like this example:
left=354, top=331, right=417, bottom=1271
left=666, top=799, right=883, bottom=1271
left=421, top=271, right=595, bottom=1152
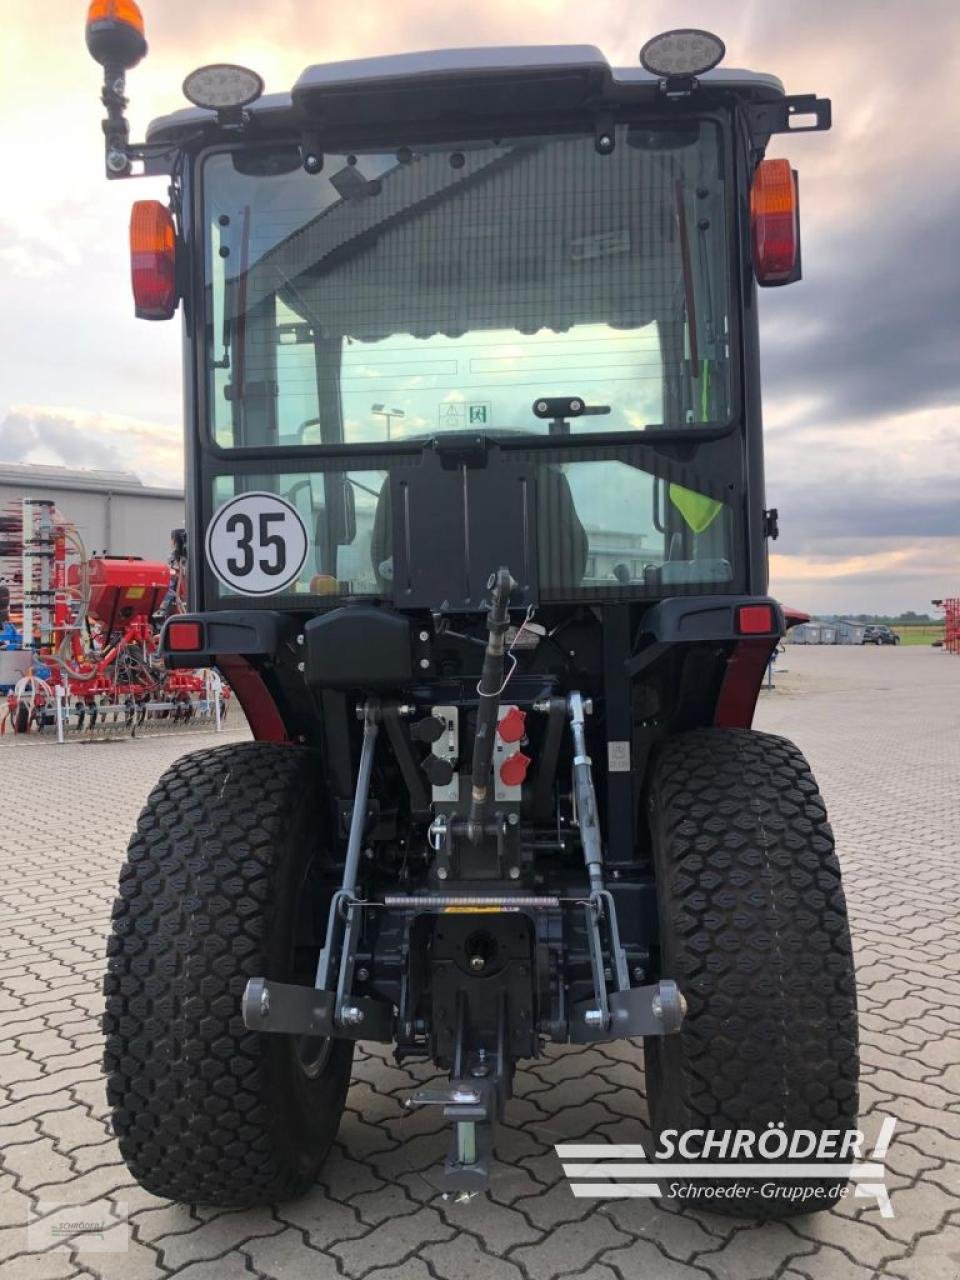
left=207, top=458, right=734, bottom=604
left=202, top=121, right=732, bottom=449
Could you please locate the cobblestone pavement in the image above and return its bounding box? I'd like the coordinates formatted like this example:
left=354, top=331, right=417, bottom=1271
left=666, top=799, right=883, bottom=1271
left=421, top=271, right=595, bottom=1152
left=1, top=646, right=958, bottom=1279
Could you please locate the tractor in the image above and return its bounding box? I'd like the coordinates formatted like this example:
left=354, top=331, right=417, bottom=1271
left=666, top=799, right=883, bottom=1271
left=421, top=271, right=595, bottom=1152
left=86, top=5, right=858, bottom=1211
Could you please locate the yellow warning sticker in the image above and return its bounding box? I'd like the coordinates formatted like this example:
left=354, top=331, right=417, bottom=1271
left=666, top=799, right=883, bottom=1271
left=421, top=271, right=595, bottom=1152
left=442, top=906, right=513, bottom=914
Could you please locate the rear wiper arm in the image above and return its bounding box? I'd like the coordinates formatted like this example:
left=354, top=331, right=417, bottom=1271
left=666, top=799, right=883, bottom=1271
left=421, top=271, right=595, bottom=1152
left=674, top=180, right=700, bottom=376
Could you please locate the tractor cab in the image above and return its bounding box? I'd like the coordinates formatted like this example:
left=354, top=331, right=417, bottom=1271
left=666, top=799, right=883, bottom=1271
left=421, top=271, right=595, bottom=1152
left=89, top=7, right=857, bottom=1212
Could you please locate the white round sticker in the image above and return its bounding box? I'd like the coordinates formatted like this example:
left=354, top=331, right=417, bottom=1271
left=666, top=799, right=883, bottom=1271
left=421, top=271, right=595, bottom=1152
left=205, top=492, right=309, bottom=596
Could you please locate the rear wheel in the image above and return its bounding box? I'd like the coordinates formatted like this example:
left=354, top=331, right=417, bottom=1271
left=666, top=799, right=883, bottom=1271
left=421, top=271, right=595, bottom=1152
left=103, top=741, right=353, bottom=1206
left=645, top=727, right=859, bottom=1218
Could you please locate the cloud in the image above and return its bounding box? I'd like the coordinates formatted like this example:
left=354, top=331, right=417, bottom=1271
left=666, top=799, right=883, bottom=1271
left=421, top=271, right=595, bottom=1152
left=0, top=406, right=182, bottom=489
left=765, top=403, right=960, bottom=545
left=770, top=536, right=960, bottom=616
left=760, top=191, right=960, bottom=425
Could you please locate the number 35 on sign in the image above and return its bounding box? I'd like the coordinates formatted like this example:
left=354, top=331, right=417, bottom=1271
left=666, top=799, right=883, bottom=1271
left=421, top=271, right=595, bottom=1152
left=205, top=492, right=309, bottom=596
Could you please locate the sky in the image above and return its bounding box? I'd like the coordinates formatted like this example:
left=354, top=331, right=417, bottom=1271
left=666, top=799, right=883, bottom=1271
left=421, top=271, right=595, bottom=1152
left=0, top=1, right=957, bottom=616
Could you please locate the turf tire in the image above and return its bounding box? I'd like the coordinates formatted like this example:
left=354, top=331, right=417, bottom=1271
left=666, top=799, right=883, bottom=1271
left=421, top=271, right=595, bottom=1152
left=103, top=741, right=354, bottom=1206
left=644, top=727, right=859, bottom=1217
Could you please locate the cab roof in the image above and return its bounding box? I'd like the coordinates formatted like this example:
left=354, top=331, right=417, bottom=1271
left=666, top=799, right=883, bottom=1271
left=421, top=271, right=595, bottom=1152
left=146, top=44, right=785, bottom=145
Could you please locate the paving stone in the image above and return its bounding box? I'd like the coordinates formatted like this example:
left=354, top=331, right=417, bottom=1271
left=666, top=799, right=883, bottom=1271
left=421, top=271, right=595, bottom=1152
left=858, top=1177, right=957, bottom=1244
left=76, top=1232, right=166, bottom=1280
left=510, top=1212, right=631, bottom=1278
left=693, top=1223, right=818, bottom=1280
left=0, top=1252, right=77, bottom=1280
left=600, top=1235, right=713, bottom=1280
left=361, top=1260, right=435, bottom=1280
left=34, top=1108, right=107, bottom=1154
left=602, top=1198, right=723, bottom=1260
left=0, top=1120, right=40, bottom=1147
left=243, top=1226, right=342, bottom=1279
left=433, top=1187, right=543, bottom=1249
left=157, top=1208, right=284, bottom=1270
left=277, top=1188, right=377, bottom=1247
left=1, top=1137, right=75, bottom=1190
left=330, top=1206, right=454, bottom=1272
left=786, top=1242, right=879, bottom=1280
left=0, top=1175, right=32, bottom=1230
left=510, top=1178, right=598, bottom=1230
left=424, top=1235, right=528, bottom=1280
left=349, top=1182, right=422, bottom=1227
left=162, top=1253, right=252, bottom=1280
left=788, top=1208, right=909, bottom=1269
left=886, top=1221, right=960, bottom=1280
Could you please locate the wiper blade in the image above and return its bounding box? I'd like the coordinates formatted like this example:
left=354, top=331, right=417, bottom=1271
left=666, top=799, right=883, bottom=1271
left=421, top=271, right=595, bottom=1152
left=674, top=180, right=700, bottom=376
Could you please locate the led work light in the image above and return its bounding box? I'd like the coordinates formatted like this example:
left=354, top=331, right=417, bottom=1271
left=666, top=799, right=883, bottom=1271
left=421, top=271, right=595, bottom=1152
left=639, top=29, right=725, bottom=79
left=182, top=63, right=265, bottom=111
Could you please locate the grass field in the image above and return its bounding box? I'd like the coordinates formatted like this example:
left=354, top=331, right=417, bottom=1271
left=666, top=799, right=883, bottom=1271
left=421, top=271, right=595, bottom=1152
left=892, top=625, right=945, bottom=645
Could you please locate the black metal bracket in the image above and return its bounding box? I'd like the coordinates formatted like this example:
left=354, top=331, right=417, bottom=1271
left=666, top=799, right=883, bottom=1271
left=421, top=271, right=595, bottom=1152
left=382, top=703, right=431, bottom=819
left=745, top=94, right=832, bottom=153
left=571, top=979, right=686, bottom=1042
left=98, top=67, right=182, bottom=180
left=242, top=977, right=393, bottom=1042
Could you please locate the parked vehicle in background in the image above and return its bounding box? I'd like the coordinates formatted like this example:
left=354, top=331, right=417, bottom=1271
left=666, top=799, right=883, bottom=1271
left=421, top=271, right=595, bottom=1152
left=863, top=626, right=901, bottom=646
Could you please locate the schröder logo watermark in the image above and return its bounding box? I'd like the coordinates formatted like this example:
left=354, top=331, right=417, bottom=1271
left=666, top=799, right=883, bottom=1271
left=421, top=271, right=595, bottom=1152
left=27, top=1199, right=130, bottom=1253
left=557, top=1117, right=897, bottom=1217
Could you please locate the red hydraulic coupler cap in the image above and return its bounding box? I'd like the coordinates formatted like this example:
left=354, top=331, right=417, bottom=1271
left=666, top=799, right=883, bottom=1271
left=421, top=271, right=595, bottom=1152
left=499, top=751, right=531, bottom=788
left=498, top=706, right=527, bottom=743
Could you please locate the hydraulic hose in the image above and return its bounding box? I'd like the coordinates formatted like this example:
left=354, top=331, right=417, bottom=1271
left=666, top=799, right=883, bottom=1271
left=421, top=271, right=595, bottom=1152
left=467, top=567, right=515, bottom=842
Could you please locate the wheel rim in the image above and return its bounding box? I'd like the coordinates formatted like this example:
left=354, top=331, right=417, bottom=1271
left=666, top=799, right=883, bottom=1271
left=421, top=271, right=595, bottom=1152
left=295, top=1033, right=333, bottom=1078
left=291, top=852, right=336, bottom=1080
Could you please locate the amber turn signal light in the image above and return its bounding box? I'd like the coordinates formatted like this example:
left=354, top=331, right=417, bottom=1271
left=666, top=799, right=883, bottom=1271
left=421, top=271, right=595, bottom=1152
left=130, top=200, right=177, bottom=321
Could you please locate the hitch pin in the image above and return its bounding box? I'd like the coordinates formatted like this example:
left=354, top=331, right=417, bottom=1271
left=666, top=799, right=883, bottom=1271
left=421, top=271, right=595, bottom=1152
left=429, top=815, right=448, bottom=852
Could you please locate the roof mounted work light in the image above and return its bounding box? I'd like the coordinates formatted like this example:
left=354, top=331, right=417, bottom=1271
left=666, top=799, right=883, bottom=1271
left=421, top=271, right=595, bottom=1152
left=183, top=64, right=264, bottom=112
left=85, top=0, right=147, bottom=70
left=639, top=29, right=725, bottom=79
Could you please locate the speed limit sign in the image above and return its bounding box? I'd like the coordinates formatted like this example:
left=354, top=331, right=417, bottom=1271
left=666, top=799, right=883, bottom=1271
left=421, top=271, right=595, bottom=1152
left=205, top=492, right=309, bottom=596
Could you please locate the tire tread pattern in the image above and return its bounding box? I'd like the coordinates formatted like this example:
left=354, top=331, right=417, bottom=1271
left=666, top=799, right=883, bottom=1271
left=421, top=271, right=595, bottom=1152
left=103, top=741, right=350, bottom=1206
left=647, top=728, right=859, bottom=1215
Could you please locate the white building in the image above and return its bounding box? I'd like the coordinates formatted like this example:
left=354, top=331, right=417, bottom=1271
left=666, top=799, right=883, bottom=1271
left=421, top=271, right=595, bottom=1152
left=0, top=463, right=184, bottom=562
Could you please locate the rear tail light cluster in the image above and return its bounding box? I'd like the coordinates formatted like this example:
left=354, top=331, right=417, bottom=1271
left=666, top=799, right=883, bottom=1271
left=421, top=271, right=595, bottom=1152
left=130, top=200, right=178, bottom=320
left=751, top=158, right=799, bottom=286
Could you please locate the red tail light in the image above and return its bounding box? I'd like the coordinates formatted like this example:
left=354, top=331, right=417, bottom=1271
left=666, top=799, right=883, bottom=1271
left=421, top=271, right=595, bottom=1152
left=166, top=620, right=203, bottom=651
left=130, top=200, right=177, bottom=320
left=737, top=604, right=775, bottom=635
left=750, top=159, right=799, bottom=286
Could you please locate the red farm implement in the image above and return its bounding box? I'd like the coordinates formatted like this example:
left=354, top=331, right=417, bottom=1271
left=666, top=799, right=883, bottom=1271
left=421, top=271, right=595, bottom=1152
left=933, top=598, right=959, bottom=654
left=0, top=498, right=229, bottom=738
